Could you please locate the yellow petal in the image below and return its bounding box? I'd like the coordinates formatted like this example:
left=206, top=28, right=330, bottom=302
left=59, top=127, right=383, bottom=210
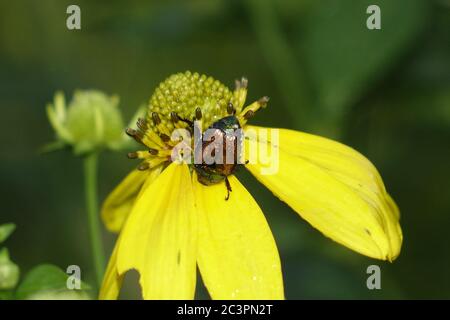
left=245, top=125, right=402, bottom=261
left=193, top=174, right=284, bottom=299
left=116, top=163, right=197, bottom=299
left=101, top=167, right=161, bottom=233
left=99, top=241, right=123, bottom=300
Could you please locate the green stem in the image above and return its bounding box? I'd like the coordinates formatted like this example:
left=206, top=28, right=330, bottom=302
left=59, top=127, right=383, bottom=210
left=245, top=0, right=313, bottom=127
left=83, top=152, right=105, bottom=290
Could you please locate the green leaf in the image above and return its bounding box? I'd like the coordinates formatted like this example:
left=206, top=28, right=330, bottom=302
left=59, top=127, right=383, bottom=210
left=38, top=140, right=67, bottom=154
left=0, top=248, right=20, bottom=290
left=0, top=224, right=15, bottom=244
left=300, top=0, right=428, bottom=118
left=0, top=247, right=10, bottom=262
left=15, top=264, right=92, bottom=300
left=0, top=290, right=14, bottom=300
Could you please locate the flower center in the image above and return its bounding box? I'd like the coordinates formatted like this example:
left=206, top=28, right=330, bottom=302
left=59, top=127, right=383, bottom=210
left=125, top=71, right=269, bottom=180
left=147, top=71, right=241, bottom=132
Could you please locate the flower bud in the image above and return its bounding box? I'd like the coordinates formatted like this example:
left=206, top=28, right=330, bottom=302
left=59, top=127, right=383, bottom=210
left=46, top=90, right=128, bottom=154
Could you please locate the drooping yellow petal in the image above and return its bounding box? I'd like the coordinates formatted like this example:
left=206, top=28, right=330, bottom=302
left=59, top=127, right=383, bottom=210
left=99, top=241, right=123, bottom=300
left=193, top=174, right=284, bottom=299
left=116, top=163, right=197, bottom=299
left=386, top=193, right=400, bottom=220
left=244, top=125, right=402, bottom=261
left=101, top=167, right=162, bottom=233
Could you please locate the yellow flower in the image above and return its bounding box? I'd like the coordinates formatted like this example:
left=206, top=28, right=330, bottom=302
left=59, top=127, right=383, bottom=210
left=99, top=71, right=402, bottom=300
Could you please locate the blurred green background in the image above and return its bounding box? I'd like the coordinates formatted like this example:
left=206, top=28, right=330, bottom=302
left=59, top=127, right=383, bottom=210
left=1, top=0, right=449, bottom=299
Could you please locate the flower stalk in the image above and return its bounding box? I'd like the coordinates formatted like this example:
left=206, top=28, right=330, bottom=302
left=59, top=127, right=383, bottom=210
left=83, top=152, right=105, bottom=289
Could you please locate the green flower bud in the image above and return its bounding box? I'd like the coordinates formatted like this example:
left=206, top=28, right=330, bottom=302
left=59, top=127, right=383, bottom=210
left=0, top=248, right=20, bottom=290
left=46, top=90, right=128, bottom=154
left=0, top=223, right=15, bottom=244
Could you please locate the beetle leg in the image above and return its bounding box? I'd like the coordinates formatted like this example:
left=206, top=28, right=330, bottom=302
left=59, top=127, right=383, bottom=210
left=224, top=176, right=232, bottom=201
left=171, top=112, right=193, bottom=126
